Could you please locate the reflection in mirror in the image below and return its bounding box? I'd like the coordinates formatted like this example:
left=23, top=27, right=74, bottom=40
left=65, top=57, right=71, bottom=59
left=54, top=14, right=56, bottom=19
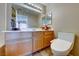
left=42, top=11, right=52, bottom=26
left=41, top=11, right=52, bottom=30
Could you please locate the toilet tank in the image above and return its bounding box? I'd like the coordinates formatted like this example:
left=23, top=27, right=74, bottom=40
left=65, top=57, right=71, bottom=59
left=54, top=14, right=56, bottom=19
left=58, top=32, right=75, bottom=42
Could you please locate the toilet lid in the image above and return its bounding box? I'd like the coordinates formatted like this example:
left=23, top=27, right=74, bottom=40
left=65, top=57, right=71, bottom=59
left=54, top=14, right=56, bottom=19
left=51, top=39, right=72, bottom=51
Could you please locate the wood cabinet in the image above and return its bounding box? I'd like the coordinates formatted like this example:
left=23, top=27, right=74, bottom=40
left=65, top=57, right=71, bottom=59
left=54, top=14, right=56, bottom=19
left=6, top=39, right=32, bottom=56
left=5, top=32, right=32, bottom=56
left=16, top=39, right=32, bottom=56
left=5, top=31, right=55, bottom=56
left=32, top=31, right=55, bottom=53
left=43, top=31, right=55, bottom=48
left=32, top=32, right=44, bottom=52
left=6, top=42, right=18, bottom=56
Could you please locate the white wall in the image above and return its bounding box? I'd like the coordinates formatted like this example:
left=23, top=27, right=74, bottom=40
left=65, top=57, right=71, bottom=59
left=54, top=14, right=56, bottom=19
left=0, top=3, right=6, bottom=30
left=46, top=3, right=79, bottom=55
left=46, top=3, right=79, bottom=32
left=0, top=3, right=6, bottom=48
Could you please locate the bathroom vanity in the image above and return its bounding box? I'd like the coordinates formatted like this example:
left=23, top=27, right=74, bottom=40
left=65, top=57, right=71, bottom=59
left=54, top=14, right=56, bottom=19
left=4, top=29, right=55, bottom=56
left=0, top=3, right=54, bottom=56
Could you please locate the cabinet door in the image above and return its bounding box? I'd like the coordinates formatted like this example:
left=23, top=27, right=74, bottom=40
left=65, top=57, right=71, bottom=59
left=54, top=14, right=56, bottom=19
left=43, top=31, right=55, bottom=48
left=5, top=32, right=20, bottom=55
left=5, top=42, right=18, bottom=56
left=32, top=32, right=43, bottom=52
left=5, top=39, right=32, bottom=56
left=16, top=39, right=32, bottom=56
left=5, top=32, right=32, bottom=56
left=5, top=32, right=20, bottom=40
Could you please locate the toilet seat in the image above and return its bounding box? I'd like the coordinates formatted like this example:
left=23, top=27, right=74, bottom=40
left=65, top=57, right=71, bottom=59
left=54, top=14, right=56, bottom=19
left=51, top=39, right=72, bottom=52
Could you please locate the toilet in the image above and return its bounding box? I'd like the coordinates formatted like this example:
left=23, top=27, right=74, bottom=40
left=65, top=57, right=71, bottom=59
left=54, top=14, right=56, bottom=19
left=50, top=32, right=75, bottom=56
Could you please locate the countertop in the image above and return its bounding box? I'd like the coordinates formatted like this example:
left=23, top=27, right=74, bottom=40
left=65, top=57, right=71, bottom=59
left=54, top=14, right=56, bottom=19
left=2, top=28, right=54, bottom=33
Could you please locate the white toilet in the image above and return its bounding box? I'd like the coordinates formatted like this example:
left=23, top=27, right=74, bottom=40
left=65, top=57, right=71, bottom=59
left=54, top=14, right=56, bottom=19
left=50, top=32, right=75, bottom=56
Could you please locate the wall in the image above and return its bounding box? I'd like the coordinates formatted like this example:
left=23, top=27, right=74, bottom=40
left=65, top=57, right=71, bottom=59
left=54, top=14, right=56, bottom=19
left=46, top=3, right=79, bottom=56
left=0, top=4, right=5, bottom=55
left=0, top=3, right=6, bottom=30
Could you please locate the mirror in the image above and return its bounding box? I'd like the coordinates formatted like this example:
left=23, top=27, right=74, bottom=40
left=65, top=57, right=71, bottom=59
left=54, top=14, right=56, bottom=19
left=42, top=11, right=52, bottom=26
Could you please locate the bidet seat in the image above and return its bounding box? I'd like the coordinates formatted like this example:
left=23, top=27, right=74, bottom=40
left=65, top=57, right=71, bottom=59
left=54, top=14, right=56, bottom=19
left=51, top=39, right=72, bottom=52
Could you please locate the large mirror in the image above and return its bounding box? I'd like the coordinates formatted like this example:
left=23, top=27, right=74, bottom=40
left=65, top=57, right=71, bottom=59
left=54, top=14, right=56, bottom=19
left=11, top=4, right=40, bottom=30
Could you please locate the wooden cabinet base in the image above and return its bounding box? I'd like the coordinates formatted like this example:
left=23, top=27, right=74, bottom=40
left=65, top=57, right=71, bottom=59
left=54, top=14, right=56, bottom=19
left=5, top=40, right=32, bottom=56
left=32, top=31, right=55, bottom=53
left=5, top=31, right=55, bottom=56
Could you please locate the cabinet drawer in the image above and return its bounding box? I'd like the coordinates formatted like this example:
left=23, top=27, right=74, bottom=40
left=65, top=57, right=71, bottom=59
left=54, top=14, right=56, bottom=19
left=6, top=43, right=18, bottom=56
left=33, top=38, right=43, bottom=52
left=44, top=31, right=54, bottom=35
left=16, top=40, right=32, bottom=56
left=44, top=35, right=54, bottom=40
left=44, top=36, right=53, bottom=41
left=20, top=32, right=32, bottom=39
left=6, top=38, right=32, bottom=44
left=5, top=39, right=32, bottom=56
left=5, top=32, right=20, bottom=40
left=5, top=32, right=32, bottom=40
left=33, top=32, right=43, bottom=37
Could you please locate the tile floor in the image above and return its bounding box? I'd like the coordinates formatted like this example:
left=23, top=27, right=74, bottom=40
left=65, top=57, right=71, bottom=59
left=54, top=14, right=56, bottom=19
left=32, top=47, right=53, bottom=56
left=32, top=47, right=72, bottom=56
